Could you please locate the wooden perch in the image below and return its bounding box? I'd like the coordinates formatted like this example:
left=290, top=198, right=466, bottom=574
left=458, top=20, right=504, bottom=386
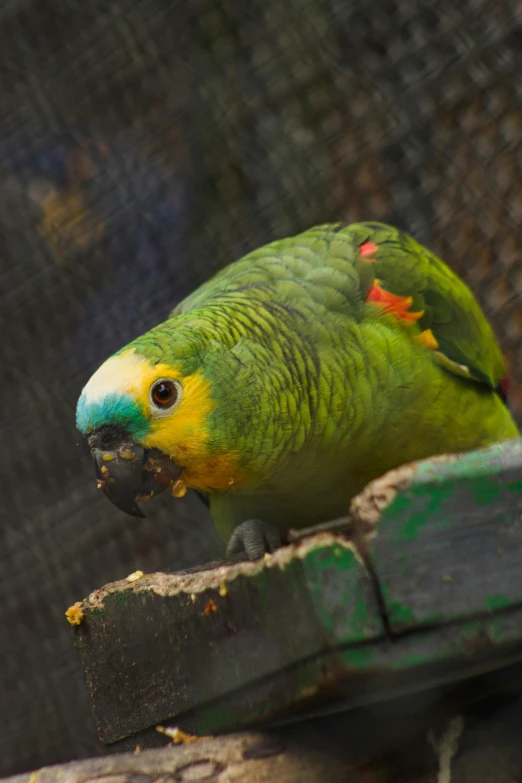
left=8, top=675, right=522, bottom=783
left=71, top=438, right=522, bottom=750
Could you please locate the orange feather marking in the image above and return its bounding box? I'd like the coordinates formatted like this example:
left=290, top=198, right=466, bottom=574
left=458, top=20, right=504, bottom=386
left=414, top=329, right=439, bottom=350
left=359, top=241, right=378, bottom=260
left=367, top=281, right=424, bottom=324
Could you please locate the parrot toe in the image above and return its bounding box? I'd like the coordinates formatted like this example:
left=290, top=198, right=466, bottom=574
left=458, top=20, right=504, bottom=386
left=226, top=519, right=283, bottom=561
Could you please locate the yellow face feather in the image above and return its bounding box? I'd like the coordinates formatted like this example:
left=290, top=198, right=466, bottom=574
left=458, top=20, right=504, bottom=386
left=81, top=348, right=243, bottom=492
left=142, top=362, right=242, bottom=490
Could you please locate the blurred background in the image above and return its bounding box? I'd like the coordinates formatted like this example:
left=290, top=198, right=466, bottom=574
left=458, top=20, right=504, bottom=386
left=0, top=0, right=521, bottom=775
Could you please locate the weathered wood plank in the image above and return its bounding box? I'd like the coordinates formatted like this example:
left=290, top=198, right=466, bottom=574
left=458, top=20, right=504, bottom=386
left=0, top=730, right=365, bottom=783
left=73, top=535, right=381, bottom=744
left=352, top=438, right=522, bottom=633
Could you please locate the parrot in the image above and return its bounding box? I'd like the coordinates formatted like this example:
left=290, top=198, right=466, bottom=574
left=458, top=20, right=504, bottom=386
left=76, top=222, right=519, bottom=560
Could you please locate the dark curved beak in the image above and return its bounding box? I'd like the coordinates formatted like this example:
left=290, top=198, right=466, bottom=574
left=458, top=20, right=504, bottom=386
left=87, top=428, right=182, bottom=518
left=91, top=441, right=147, bottom=517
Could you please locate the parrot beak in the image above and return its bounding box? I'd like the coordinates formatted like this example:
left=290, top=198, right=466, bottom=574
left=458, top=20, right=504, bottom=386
left=87, top=427, right=182, bottom=518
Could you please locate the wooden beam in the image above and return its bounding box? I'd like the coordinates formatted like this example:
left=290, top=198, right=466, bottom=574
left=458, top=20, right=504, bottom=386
left=73, top=535, right=381, bottom=744
left=8, top=676, right=522, bottom=783
left=70, top=438, right=522, bottom=748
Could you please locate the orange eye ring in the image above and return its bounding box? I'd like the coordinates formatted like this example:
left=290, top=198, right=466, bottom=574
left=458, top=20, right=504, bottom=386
left=150, top=379, right=180, bottom=410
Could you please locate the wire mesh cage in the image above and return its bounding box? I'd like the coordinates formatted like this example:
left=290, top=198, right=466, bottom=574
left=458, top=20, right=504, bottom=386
left=0, top=0, right=520, bottom=775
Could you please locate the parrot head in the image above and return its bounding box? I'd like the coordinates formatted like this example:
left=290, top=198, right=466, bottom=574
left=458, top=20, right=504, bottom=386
left=76, top=328, right=242, bottom=517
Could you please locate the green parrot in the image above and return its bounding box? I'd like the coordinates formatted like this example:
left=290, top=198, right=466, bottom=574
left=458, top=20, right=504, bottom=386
left=76, top=222, right=519, bottom=559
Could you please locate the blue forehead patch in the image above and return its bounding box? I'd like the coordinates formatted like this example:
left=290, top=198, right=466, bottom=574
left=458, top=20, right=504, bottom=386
left=76, top=392, right=151, bottom=439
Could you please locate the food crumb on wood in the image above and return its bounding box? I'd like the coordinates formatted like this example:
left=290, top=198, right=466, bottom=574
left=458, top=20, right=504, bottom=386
left=171, top=479, right=187, bottom=498
left=65, top=602, right=85, bottom=626
left=126, top=570, right=144, bottom=582
left=204, top=598, right=218, bottom=615
left=156, top=725, right=211, bottom=744
left=218, top=582, right=228, bottom=597
left=442, top=574, right=453, bottom=583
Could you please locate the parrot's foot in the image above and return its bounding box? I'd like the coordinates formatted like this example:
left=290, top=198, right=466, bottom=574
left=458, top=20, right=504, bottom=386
left=226, top=519, right=283, bottom=561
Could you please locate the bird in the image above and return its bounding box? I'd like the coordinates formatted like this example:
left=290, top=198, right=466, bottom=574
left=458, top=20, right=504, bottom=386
left=76, top=222, right=519, bottom=559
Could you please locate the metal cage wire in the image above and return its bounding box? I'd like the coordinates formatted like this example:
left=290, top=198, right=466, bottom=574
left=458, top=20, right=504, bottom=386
left=0, top=0, right=520, bottom=775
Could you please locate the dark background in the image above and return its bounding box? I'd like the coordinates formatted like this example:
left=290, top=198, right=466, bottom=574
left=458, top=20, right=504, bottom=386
left=0, top=0, right=521, bottom=775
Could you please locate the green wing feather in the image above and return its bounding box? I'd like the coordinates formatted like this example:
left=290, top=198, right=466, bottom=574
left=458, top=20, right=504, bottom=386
left=347, top=221, right=507, bottom=392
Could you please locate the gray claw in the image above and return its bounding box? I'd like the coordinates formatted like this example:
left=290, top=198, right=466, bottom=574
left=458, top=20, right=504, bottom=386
left=226, top=519, right=283, bottom=561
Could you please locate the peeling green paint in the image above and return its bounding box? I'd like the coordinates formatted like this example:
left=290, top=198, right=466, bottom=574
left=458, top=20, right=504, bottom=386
left=390, top=650, right=435, bottom=669
left=339, top=644, right=375, bottom=668
left=305, top=544, right=356, bottom=572
left=304, top=544, right=375, bottom=642
left=384, top=595, right=415, bottom=627
left=414, top=446, right=504, bottom=485
left=395, top=483, right=454, bottom=542
left=487, top=614, right=507, bottom=644
left=471, top=478, right=501, bottom=506
left=349, top=593, right=373, bottom=637
left=384, top=493, right=411, bottom=523
left=486, top=595, right=512, bottom=611
left=192, top=699, right=239, bottom=735
left=506, top=479, right=522, bottom=494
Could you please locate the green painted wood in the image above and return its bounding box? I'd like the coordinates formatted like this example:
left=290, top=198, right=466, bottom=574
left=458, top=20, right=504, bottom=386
left=359, top=438, right=522, bottom=633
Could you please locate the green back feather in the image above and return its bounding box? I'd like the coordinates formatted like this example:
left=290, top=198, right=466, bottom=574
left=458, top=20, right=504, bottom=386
left=174, top=221, right=507, bottom=392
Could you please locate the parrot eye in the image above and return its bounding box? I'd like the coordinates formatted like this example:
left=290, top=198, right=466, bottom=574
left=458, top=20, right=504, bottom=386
left=150, top=379, right=182, bottom=414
